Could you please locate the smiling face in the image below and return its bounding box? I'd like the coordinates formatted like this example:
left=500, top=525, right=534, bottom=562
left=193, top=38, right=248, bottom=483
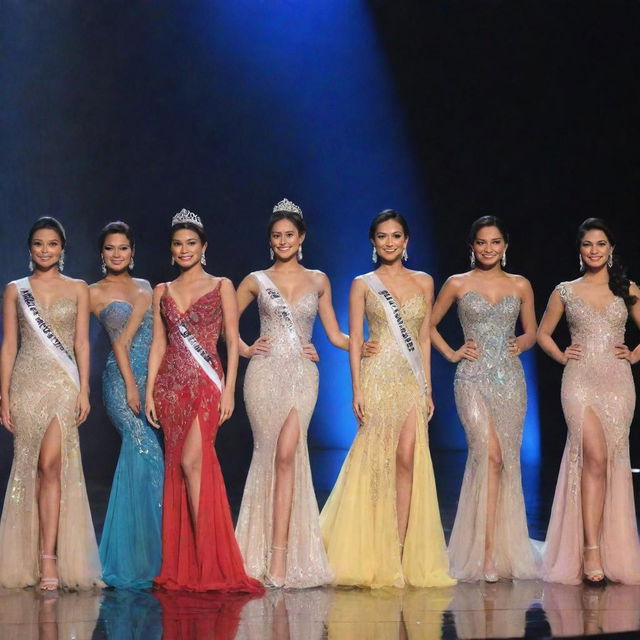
left=579, top=229, right=612, bottom=271
left=371, top=219, right=407, bottom=263
left=102, top=232, right=133, bottom=274
left=470, top=225, right=507, bottom=268
left=171, top=228, right=207, bottom=269
left=30, top=228, right=64, bottom=271
left=269, top=218, right=304, bottom=262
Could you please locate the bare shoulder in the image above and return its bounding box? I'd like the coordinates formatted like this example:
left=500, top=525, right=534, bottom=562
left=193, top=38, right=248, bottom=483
left=442, top=273, right=468, bottom=293
left=216, top=276, right=235, bottom=292
left=629, top=281, right=640, bottom=297
left=133, top=278, right=153, bottom=294
left=152, top=282, right=168, bottom=302
left=306, top=268, right=329, bottom=287
left=3, top=281, right=19, bottom=299
left=68, top=277, right=89, bottom=294
left=352, top=274, right=369, bottom=293
left=509, top=274, right=533, bottom=294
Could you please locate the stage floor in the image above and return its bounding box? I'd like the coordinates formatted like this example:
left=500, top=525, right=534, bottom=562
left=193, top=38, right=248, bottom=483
left=1, top=450, right=640, bottom=640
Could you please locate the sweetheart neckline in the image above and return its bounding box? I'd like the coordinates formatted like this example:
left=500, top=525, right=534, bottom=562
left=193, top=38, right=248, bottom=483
left=459, top=290, right=520, bottom=307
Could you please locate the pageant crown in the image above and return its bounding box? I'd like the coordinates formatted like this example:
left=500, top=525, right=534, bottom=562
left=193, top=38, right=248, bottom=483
left=273, top=198, right=303, bottom=218
left=171, top=208, right=203, bottom=228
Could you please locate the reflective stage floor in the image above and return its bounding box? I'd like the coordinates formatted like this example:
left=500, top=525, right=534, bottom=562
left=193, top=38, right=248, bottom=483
left=1, top=451, right=640, bottom=640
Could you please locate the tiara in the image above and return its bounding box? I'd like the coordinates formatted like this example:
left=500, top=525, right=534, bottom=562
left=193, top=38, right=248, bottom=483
left=273, top=198, right=303, bottom=218
left=171, top=208, right=203, bottom=228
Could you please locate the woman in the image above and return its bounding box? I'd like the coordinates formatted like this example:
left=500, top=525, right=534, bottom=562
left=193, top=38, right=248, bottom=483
left=235, top=198, right=351, bottom=589
left=145, top=209, right=262, bottom=593
left=538, top=217, right=640, bottom=585
left=0, top=217, right=102, bottom=590
left=89, top=221, right=163, bottom=589
left=320, top=209, right=454, bottom=588
left=430, top=215, right=538, bottom=582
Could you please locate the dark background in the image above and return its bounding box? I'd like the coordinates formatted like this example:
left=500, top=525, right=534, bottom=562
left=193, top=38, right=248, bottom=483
left=1, top=1, right=638, bottom=529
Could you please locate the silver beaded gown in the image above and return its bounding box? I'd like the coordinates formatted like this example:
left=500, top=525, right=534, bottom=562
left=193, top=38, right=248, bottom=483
left=235, top=271, right=333, bottom=588
left=448, top=291, right=538, bottom=581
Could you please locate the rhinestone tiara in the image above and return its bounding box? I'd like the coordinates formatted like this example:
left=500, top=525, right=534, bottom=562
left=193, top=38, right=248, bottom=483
left=171, top=208, right=203, bottom=228
left=273, top=198, right=303, bottom=218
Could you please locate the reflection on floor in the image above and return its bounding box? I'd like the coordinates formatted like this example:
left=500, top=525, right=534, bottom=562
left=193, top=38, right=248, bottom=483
left=2, top=581, right=640, bottom=639
left=2, top=451, right=640, bottom=639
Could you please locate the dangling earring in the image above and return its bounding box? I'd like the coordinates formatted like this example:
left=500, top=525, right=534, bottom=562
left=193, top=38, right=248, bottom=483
left=501, top=248, right=507, bottom=268
left=129, top=258, right=134, bottom=271
left=171, top=256, right=175, bottom=266
left=579, top=255, right=584, bottom=272
left=402, top=247, right=408, bottom=262
left=607, top=253, right=613, bottom=268
left=28, top=254, right=34, bottom=272
left=101, top=256, right=107, bottom=276
left=371, top=247, right=378, bottom=263
left=200, top=253, right=207, bottom=266
left=469, top=251, right=476, bottom=268
left=270, top=247, right=274, bottom=261
left=298, top=246, right=303, bottom=261
left=58, top=250, right=65, bottom=272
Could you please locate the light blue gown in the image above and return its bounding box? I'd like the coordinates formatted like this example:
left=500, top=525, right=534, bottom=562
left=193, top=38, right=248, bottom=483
left=98, top=301, right=163, bottom=589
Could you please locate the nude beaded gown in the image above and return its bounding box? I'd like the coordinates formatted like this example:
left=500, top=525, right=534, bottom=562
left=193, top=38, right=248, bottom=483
left=542, top=282, right=640, bottom=584
left=0, top=288, right=102, bottom=589
left=448, top=291, right=538, bottom=581
left=320, top=287, right=454, bottom=588
left=235, top=271, right=333, bottom=588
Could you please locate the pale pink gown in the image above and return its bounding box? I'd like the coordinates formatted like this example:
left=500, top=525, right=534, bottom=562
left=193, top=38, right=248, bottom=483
left=542, top=281, right=640, bottom=584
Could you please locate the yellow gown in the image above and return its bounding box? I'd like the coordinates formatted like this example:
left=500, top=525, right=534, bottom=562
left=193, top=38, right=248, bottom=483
left=320, top=288, right=454, bottom=588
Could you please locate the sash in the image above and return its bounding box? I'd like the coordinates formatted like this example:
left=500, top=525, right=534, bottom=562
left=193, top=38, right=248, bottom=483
left=362, top=273, right=427, bottom=395
left=13, top=277, right=80, bottom=391
left=177, top=318, right=223, bottom=393
left=252, top=271, right=303, bottom=351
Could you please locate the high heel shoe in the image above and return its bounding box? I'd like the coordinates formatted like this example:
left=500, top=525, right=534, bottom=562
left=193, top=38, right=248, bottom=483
left=583, top=545, right=606, bottom=585
left=483, top=558, right=499, bottom=583
left=265, top=544, right=286, bottom=589
left=39, top=554, right=59, bottom=591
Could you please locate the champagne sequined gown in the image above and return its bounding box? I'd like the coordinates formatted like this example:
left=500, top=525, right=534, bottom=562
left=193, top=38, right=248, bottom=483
left=153, top=282, right=262, bottom=593
left=235, top=271, right=333, bottom=588
left=448, top=291, right=538, bottom=581
left=542, top=282, right=640, bottom=584
left=0, top=286, right=102, bottom=589
left=98, top=302, right=163, bottom=589
left=320, top=286, right=454, bottom=588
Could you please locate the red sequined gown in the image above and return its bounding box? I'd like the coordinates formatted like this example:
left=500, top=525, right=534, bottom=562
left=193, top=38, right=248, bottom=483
left=153, top=282, right=263, bottom=593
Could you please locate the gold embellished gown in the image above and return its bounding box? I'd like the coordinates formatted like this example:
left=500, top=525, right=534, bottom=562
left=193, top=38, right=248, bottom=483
left=448, top=291, right=538, bottom=581
left=235, top=273, right=333, bottom=588
left=0, top=292, right=102, bottom=589
left=320, top=289, right=454, bottom=588
left=542, top=282, right=640, bottom=584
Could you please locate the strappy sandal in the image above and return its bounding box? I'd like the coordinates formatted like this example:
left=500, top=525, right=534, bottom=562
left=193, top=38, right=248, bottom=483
left=265, top=544, right=286, bottom=589
left=39, top=554, right=59, bottom=591
left=583, top=545, right=606, bottom=586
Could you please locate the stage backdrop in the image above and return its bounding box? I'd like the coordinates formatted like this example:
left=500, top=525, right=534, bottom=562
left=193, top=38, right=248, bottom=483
left=1, top=2, right=638, bottom=511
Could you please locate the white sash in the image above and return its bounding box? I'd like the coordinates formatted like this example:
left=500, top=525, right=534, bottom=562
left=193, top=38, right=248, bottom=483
left=362, top=273, right=427, bottom=395
left=13, top=277, right=80, bottom=391
left=177, top=318, right=223, bottom=393
left=252, top=271, right=303, bottom=351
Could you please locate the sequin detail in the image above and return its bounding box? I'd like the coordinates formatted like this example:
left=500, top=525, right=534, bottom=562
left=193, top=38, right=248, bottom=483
left=0, top=294, right=102, bottom=589
left=543, top=282, right=640, bottom=585
left=448, top=291, right=538, bottom=581
left=235, top=273, right=333, bottom=588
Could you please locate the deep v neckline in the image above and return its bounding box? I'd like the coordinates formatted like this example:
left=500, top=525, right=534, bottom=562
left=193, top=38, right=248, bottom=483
left=369, top=273, right=423, bottom=308
left=164, top=281, right=221, bottom=317
left=259, top=271, right=318, bottom=308
left=26, top=277, right=75, bottom=312
left=568, top=284, right=618, bottom=314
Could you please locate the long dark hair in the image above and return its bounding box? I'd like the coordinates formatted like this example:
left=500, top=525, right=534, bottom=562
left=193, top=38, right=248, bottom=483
left=267, top=211, right=306, bottom=237
left=99, top=221, right=135, bottom=250
left=368, top=209, right=410, bottom=239
left=577, top=217, right=637, bottom=307
left=28, top=217, right=67, bottom=248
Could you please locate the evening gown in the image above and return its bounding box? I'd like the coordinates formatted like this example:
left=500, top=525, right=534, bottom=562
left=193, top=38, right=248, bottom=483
left=235, top=271, right=333, bottom=588
left=448, top=291, right=538, bottom=581
left=98, top=302, right=163, bottom=589
left=153, top=281, right=262, bottom=593
left=320, top=287, right=454, bottom=588
left=0, top=288, right=102, bottom=589
left=542, top=281, right=640, bottom=584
